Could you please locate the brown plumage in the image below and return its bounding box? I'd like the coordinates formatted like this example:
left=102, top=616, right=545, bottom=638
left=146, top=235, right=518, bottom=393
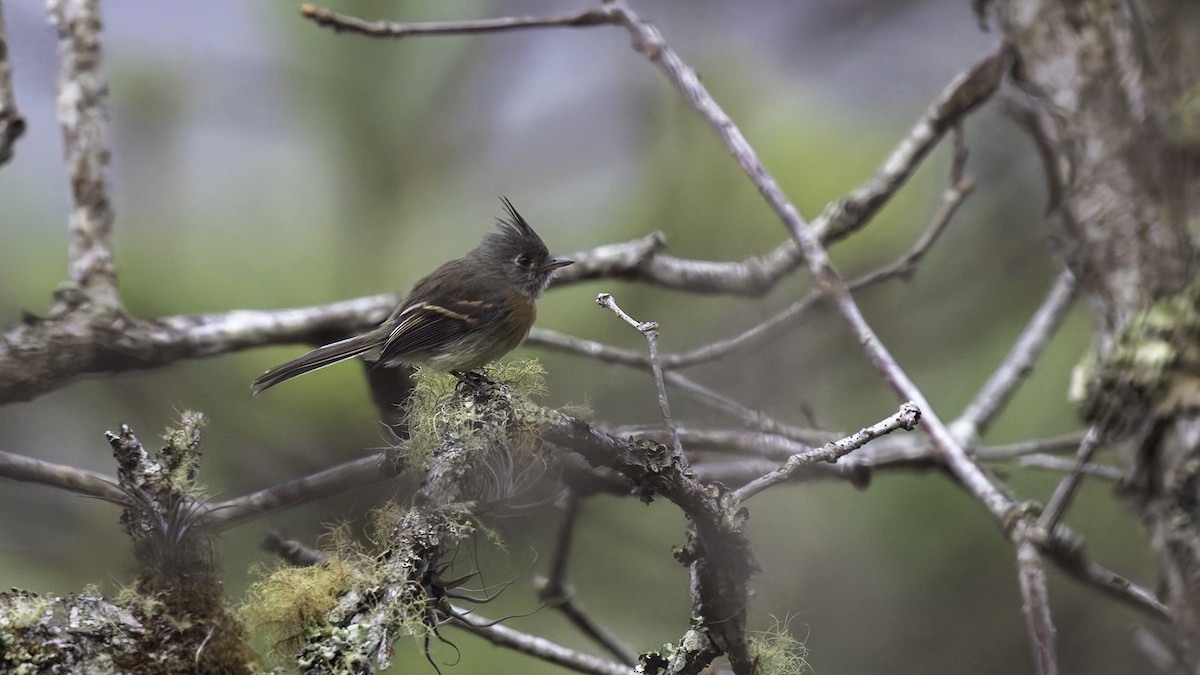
left=252, top=198, right=572, bottom=394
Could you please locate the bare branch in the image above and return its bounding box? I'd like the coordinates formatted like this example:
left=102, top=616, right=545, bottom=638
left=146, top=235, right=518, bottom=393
left=0, top=294, right=394, bottom=405
left=625, top=427, right=820, bottom=461
left=556, top=232, right=664, bottom=283
left=595, top=0, right=1017, bottom=524
left=1016, top=540, right=1060, bottom=675
left=976, top=433, right=1085, bottom=461
left=449, top=606, right=635, bottom=675
left=550, top=149, right=972, bottom=378
left=1018, top=454, right=1124, bottom=483
left=814, top=46, right=1008, bottom=242
left=395, top=0, right=1003, bottom=530
left=0, top=8, right=1012, bottom=412
left=202, top=451, right=401, bottom=530
left=596, top=293, right=682, bottom=458
left=155, top=294, right=394, bottom=356
left=541, top=409, right=756, bottom=673
left=537, top=492, right=640, bottom=666
left=0, top=448, right=125, bottom=503
left=0, top=2, right=26, bottom=167
left=692, top=456, right=861, bottom=488
left=529, top=327, right=837, bottom=446
left=1050, top=549, right=1169, bottom=622
left=300, top=3, right=617, bottom=38
left=528, top=328, right=646, bottom=368
left=689, top=432, right=1090, bottom=489
left=956, top=270, right=1078, bottom=440
left=48, top=0, right=118, bottom=308
left=657, top=168, right=974, bottom=371
left=734, top=403, right=921, bottom=501
left=301, top=8, right=1004, bottom=300
left=1037, top=427, right=1103, bottom=533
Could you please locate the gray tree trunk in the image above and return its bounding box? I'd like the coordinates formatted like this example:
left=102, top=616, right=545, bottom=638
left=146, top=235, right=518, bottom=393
left=996, top=1, right=1200, bottom=669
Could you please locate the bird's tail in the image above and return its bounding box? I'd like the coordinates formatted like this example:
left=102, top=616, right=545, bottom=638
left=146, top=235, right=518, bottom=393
left=251, top=332, right=381, bottom=395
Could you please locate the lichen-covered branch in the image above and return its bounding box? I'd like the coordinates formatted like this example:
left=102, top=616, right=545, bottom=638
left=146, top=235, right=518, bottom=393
left=0, top=293, right=394, bottom=404
left=734, top=402, right=921, bottom=500
left=48, top=0, right=119, bottom=309
left=1, top=414, right=256, bottom=673
left=539, top=409, right=757, bottom=673
left=993, top=0, right=1200, bottom=665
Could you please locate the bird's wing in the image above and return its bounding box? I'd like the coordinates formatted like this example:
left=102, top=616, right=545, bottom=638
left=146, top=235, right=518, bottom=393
left=376, top=296, right=506, bottom=363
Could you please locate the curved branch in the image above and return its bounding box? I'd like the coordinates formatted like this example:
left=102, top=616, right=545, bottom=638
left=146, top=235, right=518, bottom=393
left=203, top=451, right=401, bottom=530
left=450, top=606, right=635, bottom=675
left=0, top=448, right=124, bottom=503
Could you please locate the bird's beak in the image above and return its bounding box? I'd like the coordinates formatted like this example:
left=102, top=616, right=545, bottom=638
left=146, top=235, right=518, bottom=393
left=544, top=257, right=574, bottom=270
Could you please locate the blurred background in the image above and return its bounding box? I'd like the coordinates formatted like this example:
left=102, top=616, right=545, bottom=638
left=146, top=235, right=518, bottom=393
left=0, top=1, right=1155, bottom=673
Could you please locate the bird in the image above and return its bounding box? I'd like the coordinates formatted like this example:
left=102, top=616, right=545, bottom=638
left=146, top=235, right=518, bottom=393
left=252, top=198, right=573, bottom=395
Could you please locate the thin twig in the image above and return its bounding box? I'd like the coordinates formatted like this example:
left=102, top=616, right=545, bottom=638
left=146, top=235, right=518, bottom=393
left=1056, top=552, right=1168, bottom=621
left=540, top=158, right=972, bottom=376
left=976, top=433, right=1086, bottom=461
left=1018, top=454, right=1124, bottom=483
left=597, top=293, right=683, bottom=459
left=813, top=47, right=1008, bottom=243
left=527, top=328, right=646, bottom=368
left=662, top=171, right=974, bottom=371
left=734, top=403, right=920, bottom=500
left=529, top=327, right=837, bottom=445
left=456, top=0, right=1014, bottom=527
left=0, top=1, right=26, bottom=166
left=688, top=431, right=1092, bottom=488
left=617, top=0, right=1014, bottom=521
left=530, top=327, right=809, bottom=438
left=301, top=9, right=1003, bottom=300
left=300, top=3, right=616, bottom=38
left=1016, top=539, right=1060, bottom=675
left=846, top=179, right=975, bottom=289
left=202, top=451, right=400, bottom=529
left=48, top=0, right=119, bottom=308
left=617, top=427, right=820, bottom=461
left=692, top=456, right=867, bottom=488
left=544, top=491, right=581, bottom=594
left=449, top=605, right=636, bottom=675
left=537, top=492, right=639, bottom=666
left=1037, top=427, right=1103, bottom=533
left=956, top=270, right=1079, bottom=440
left=0, top=449, right=125, bottom=503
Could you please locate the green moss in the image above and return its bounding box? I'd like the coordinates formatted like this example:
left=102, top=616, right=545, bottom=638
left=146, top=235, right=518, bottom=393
left=403, top=361, right=548, bottom=462
left=158, top=410, right=206, bottom=487
left=240, top=557, right=358, bottom=656
left=749, top=617, right=811, bottom=674
left=1074, top=281, right=1200, bottom=430
left=395, top=360, right=559, bottom=504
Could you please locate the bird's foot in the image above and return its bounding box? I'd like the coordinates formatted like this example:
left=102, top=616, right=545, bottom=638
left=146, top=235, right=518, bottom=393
left=451, top=370, right=497, bottom=396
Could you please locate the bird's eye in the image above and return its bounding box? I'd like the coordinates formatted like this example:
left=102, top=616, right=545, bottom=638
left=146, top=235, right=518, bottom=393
left=514, top=253, right=532, bottom=267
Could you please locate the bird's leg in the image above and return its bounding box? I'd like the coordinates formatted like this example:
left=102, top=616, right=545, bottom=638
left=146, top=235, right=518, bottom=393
left=450, top=370, right=496, bottom=395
